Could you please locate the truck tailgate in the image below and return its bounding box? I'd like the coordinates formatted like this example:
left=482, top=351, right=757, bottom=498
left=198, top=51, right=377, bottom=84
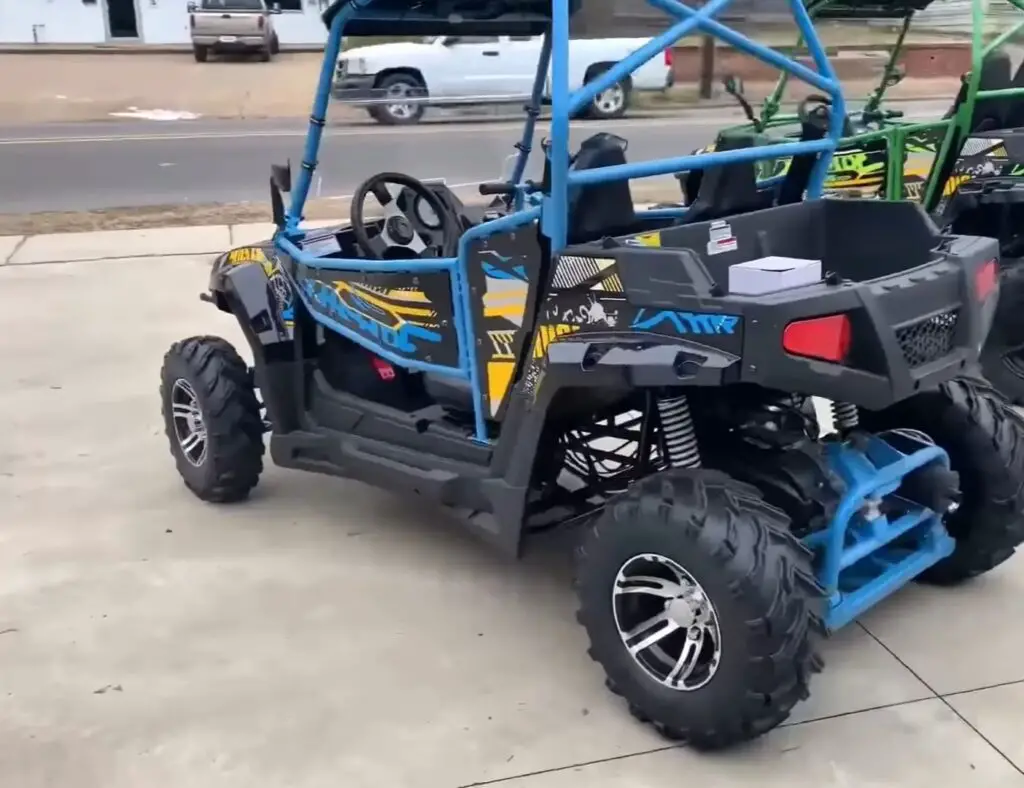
left=194, top=11, right=263, bottom=36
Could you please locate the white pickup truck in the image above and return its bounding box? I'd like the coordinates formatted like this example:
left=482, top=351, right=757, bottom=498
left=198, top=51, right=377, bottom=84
left=333, top=35, right=674, bottom=125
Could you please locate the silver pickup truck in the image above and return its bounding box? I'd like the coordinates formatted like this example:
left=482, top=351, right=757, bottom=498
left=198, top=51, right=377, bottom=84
left=187, top=0, right=281, bottom=63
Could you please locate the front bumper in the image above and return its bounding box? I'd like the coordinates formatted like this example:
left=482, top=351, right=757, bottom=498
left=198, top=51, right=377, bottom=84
left=331, top=73, right=377, bottom=101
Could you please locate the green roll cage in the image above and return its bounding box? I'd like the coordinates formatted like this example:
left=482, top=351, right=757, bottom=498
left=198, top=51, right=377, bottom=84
left=713, top=0, right=1024, bottom=211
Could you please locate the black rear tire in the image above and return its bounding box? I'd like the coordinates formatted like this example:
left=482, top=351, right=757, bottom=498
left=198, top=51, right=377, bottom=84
left=193, top=45, right=208, bottom=63
left=860, top=376, right=1024, bottom=584
left=575, top=469, right=825, bottom=750
left=160, top=336, right=265, bottom=503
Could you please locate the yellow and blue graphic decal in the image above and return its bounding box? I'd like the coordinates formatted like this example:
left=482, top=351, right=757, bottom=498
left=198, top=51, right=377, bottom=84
left=301, top=278, right=442, bottom=354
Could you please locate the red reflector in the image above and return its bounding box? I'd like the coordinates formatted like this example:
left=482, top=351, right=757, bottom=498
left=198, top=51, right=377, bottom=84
left=371, top=356, right=396, bottom=381
left=663, top=48, right=673, bottom=67
left=976, top=259, right=998, bottom=301
left=783, top=314, right=852, bottom=363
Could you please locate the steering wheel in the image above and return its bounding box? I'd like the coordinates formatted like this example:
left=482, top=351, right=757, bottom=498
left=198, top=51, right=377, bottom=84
left=797, top=93, right=855, bottom=137
left=797, top=94, right=834, bottom=127
left=350, top=172, right=459, bottom=259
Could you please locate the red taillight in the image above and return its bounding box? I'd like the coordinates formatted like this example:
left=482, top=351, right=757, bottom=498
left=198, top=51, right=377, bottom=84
left=663, top=47, right=673, bottom=67
left=189, top=13, right=195, bottom=28
left=258, top=15, right=265, bottom=29
left=976, top=259, right=998, bottom=301
left=783, top=314, right=852, bottom=363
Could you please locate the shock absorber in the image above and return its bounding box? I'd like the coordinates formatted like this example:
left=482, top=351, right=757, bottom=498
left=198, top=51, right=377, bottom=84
left=657, top=394, right=701, bottom=468
left=831, top=400, right=860, bottom=432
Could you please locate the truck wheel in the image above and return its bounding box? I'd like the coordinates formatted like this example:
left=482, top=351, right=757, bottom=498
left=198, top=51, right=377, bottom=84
left=368, top=73, right=426, bottom=125
left=860, top=376, right=1024, bottom=585
left=193, top=45, right=209, bottom=63
left=259, top=41, right=272, bottom=62
left=160, top=336, right=265, bottom=503
left=270, top=33, right=280, bottom=55
left=583, top=70, right=631, bottom=120
left=575, top=469, right=825, bottom=750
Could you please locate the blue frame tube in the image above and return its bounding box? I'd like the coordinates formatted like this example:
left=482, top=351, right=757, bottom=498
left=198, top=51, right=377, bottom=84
left=544, top=0, right=571, bottom=244
left=286, top=2, right=363, bottom=232
left=545, top=0, right=844, bottom=252
left=509, top=29, right=552, bottom=210
left=647, top=0, right=837, bottom=94
left=569, top=138, right=832, bottom=186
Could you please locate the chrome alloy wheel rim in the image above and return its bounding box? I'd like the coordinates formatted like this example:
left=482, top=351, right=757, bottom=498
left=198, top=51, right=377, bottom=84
left=170, top=378, right=208, bottom=467
left=612, top=553, right=723, bottom=691
left=385, top=83, right=418, bottom=120
left=593, top=84, right=625, bottom=114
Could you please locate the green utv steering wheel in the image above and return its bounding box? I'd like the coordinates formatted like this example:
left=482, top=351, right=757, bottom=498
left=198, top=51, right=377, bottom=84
left=350, top=172, right=460, bottom=260
left=797, top=93, right=853, bottom=138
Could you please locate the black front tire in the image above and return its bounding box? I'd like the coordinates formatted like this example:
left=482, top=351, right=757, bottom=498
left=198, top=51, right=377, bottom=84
left=860, top=376, right=1024, bottom=584
left=575, top=469, right=825, bottom=750
left=160, top=336, right=265, bottom=503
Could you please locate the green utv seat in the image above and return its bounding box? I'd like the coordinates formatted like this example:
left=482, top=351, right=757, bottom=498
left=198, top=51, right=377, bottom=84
left=944, top=50, right=1013, bottom=131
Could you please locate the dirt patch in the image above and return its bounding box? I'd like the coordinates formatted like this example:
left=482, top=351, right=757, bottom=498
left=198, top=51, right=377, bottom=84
left=0, top=52, right=364, bottom=125
left=0, top=183, right=685, bottom=237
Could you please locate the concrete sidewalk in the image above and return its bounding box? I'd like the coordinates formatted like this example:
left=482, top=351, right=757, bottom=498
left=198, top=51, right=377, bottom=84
left=0, top=223, right=286, bottom=266
left=1, top=227, right=1024, bottom=788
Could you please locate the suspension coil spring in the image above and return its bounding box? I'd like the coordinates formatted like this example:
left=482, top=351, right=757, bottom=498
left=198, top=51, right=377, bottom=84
left=657, top=394, right=701, bottom=468
left=831, top=400, right=860, bottom=431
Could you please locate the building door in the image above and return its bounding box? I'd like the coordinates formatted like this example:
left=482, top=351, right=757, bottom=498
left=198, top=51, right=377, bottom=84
left=104, top=0, right=141, bottom=39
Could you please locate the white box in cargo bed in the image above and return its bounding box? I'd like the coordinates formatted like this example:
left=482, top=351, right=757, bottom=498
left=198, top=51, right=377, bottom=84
left=728, top=255, right=822, bottom=296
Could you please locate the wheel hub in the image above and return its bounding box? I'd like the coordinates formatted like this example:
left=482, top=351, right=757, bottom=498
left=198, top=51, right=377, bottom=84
left=170, top=378, right=208, bottom=468
left=612, top=553, right=722, bottom=691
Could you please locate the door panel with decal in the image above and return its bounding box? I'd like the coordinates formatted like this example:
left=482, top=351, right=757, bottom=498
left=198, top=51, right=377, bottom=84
left=822, top=139, right=889, bottom=198
left=900, top=127, right=947, bottom=202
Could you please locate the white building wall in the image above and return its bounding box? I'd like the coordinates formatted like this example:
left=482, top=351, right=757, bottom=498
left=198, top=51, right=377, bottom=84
left=0, top=0, right=107, bottom=44
left=271, top=6, right=327, bottom=46
left=138, top=0, right=190, bottom=45
left=0, top=0, right=328, bottom=46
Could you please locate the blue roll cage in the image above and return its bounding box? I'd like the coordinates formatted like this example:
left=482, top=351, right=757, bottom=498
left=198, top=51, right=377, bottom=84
left=273, top=0, right=846, bottom=445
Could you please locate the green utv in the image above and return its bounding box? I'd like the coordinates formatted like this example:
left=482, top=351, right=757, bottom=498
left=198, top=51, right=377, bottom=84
left=680, top=0, right=1024, bottom=400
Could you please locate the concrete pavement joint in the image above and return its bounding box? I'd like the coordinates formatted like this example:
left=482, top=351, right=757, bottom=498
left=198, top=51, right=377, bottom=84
left=0, top=250, right=219, bottom=268
left=456, top=696, right=946, bottom=787
left=857, top=622, right=1024, bottom=776
left=0, top=235, right=26, bottom=265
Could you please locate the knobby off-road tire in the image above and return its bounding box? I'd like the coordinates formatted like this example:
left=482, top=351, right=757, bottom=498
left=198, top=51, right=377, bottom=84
left=861, top=376, right=1024, bottom=585
left=575, top=469, right=825, bottom=750
left=160, top=336, right=265, bottom=503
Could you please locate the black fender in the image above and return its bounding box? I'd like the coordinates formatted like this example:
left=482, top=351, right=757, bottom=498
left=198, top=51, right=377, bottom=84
left=481, top=334, right=740, bottom=554
left=207, top=243, right=302, bottom=432
left=209, top=243, right=295, bottom=346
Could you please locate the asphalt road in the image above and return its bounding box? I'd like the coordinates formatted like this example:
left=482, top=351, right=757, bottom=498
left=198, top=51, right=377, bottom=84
left=0, top=102, right=950, bottom=214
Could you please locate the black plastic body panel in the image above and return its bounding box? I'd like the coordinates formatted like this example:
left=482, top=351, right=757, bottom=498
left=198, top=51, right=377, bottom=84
left=543, top=200, right=999, bottom=411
